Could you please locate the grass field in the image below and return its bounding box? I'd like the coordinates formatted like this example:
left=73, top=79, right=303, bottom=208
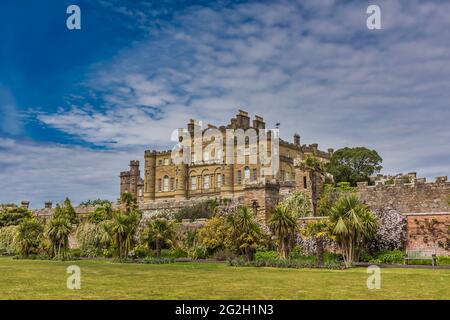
left=1, top=257, right=449, bottom=299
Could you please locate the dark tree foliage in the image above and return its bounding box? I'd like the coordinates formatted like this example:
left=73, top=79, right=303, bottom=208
left=327, top=147, right=382, bottom=186
left=0, top=206, right=33, bottom=227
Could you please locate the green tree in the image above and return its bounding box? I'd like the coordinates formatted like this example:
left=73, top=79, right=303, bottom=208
left=279, top=192, right=312, bottom=218
left=120, top=192, right=138, bottom=214
left=15, top=218, right=44, bottom=257
left=301, top=220, right=332, bottom=266
left=142, top=218, right=177, bottom=258
left=329, top=195, right=378, bottom=267
left=88, top=202, right=113, bottom=223
left=227, top=207, right=266, bottom=261
left=106, top=210, right=140, bottom=260
left=63, top=198, right=78, bottom=224
left=0, top=206, right=32, bottom=227
left=269, top=205, right=298, bottom=259
left=327, top=147, right=382, bottom=186
left=197, top=216, right=232, bottom=255
left=45, top=216, right=72, bottom=259
left=317, top=182, right=356, bottom=216
left=297, top=155, right=326, bottom=216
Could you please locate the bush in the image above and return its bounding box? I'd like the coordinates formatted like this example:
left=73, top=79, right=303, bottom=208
left=370, top=250, right=405, bottom=264
left=255, top=250, right=279, bottom=260
left=212, top=248, right=237, bottom=261
left=438, top=256, right=450, bottom=265
left=69, top=248, right=83, bottom=258
left=228, top=257, right=345, bottom=269
left=143, top=257, right=175, bottom=264
left=0, top=225, right=18, bottom=255
left=131, top=244, right=149, bottom=259
left=174, top=200, right=218, bottom=221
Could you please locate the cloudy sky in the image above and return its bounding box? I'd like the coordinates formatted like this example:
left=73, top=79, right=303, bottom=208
left=1, top=0, right=449, bottom=207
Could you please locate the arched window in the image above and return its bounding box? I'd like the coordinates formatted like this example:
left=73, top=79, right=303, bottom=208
left=191, top=176, right=197, bottom=190
left=163, top=176, right=169, bottom=192
left=244, top=167, right=250, bottom=180
left=203, top=175, right=210, bottom=189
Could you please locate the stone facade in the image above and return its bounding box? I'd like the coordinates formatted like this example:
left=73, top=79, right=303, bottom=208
left=244, top=180, right=280, bottom=222
left=120, top=160, right=144, bottom=202
left=356, top=175, right=450, bottom=214
left=120, top=110, right=331, bottom=204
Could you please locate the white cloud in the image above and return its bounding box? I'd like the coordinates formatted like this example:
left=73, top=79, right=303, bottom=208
left=11, top=0, right=450, bottom=204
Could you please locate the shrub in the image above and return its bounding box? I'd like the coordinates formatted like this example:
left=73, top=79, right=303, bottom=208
left=369, top=209, right=406, bottom=253
left=255, top=250, right=279, bottom=260
left=143, top=257, right=175, bottom=264
left=174, top=200, right=218, bottom=221
left=228, top=257, right=345, bottom=269
left=437, top=256, right=450, bottom=265
left=370, top=250, right=405, bottom=264
left=197, top=216, right=232, bottom=255
left=0, top=225, right=18, bottom=255
left=212, top=248, right=238, bottom=261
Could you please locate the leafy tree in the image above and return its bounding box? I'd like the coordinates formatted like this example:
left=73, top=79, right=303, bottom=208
left=142, top=218, right=177, bottom=258
left=327, top=147, right=382, bottom=186
left=88, top=202, right=113, bottom=223
left=227, top=206, right=266, bottom=261
left=63, top=198, right=78, bottom=224
left=329, top=195, right=378, bottom=267
left=0, top=206, right=33, bottom=227
left=15, top=218, right=44, bottom=257
left=279, top=192, right=311, bottom=218
left=269, top=205, right=298, bottom=259
left=297, top=155, right=326, bottom=216
left=316, top=182, right=356, bottom=216
left=105, top=210, right=141, bottom=260
left=119, top=192, right=138, bottom=214
left=45, top=216, right=72, bottom=259
left=301, top=220, right=332, bottom=266
left=79, top=199, right=112, bottom=207
left=197, top=216, right=232, bottom=254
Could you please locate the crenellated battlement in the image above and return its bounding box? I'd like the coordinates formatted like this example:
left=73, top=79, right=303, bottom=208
left=357, top=175, right=450, bottom=214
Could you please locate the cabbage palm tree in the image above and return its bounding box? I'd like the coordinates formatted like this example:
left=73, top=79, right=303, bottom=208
left=45, top=216, right=72, bottom=259
left=329, top=195, right=378, bottom=267
left=108, top=210, right=140, bottom=260
left=269, top=205, right=298, bottom=259
left=143, top=218, right=176, bottom=258
left=232, top=206, right=265, bottom=261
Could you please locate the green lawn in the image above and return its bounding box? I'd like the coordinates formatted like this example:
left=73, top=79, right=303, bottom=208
left=0, top=257, right=449, bottom=299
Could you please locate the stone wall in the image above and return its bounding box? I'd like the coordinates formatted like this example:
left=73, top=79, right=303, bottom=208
left=405, top=212, right=450, bottom=256
left=356, top=176, right=450, bottom=214
left=244, top=181, right=280, bottom=222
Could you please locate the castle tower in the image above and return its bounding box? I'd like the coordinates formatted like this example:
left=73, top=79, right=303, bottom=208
left=144, top=151, right=157, bottom=201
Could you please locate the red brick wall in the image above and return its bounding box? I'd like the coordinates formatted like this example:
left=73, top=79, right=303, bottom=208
left=406, top=213, right=450, bottom=256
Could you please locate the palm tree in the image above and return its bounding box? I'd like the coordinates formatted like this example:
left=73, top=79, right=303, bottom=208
left=120, top=192, right=138, bottom=214
left=230, top=206, right=265, bottom=261
left=329, top=195, right=378, bottom=267
left=16, top=218, right=44, bottom=257
left=143, top=218, right=176, bottom=258
left=298, top=155, right=326, bottom=216
left=107, top=210, right=140, bottom=260
left=45, top=216, right=72, bottom=259
left=269, top=205, right=298, bottom=259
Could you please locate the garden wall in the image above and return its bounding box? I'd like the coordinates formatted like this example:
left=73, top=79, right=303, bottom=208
left=404, top=212, right=450, bottom=256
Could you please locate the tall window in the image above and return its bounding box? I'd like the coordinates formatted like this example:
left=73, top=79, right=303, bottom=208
left=163, top=176, right=169, bottom=192
left=158, top=179, right=162, bottom=192
left=191, top=176, right=197, bottom=190
left=170, top=177, right=175, bottom=191
left=203, top=175, right=210, bottom=189
left=244, top=167, right=250, bottom=180
left=164, top=158, right=169, bottom=165
left=237, top=170, right=242, bottom=185
left=252, top=168, right=257, bottom=181
left=217, top=174, right=222, bottom=188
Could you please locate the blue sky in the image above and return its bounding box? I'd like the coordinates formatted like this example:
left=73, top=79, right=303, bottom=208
left=1, top=0, right=449, bottom=207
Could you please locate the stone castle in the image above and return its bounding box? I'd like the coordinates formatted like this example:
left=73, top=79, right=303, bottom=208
left=120, top=110, right=332, bottom=206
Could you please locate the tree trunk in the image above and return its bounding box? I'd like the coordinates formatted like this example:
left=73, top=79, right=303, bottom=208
left=156, top=239, right=161, bottom=258
left=310, top=171, right=317, bottom=216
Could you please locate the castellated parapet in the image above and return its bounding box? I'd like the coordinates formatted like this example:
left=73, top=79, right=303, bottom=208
left=357, top=176, right=450, bottom=213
